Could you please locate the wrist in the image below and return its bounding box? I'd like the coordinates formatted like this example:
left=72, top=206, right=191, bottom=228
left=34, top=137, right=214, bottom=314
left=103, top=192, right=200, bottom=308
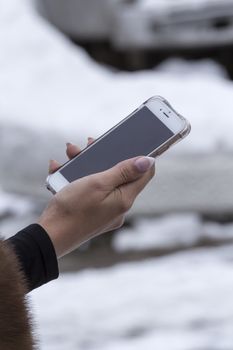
left=37, top=210, right=83, bottom=258
left=37, top=209, right=68, bottom=258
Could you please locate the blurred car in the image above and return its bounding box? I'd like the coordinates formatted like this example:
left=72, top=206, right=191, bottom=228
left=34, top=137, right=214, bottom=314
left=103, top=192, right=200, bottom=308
left=35, top=0, right=120, bottom=41
left=36, top=0, right=233, bottom=50
left=113, top=0, right=233, bottom=50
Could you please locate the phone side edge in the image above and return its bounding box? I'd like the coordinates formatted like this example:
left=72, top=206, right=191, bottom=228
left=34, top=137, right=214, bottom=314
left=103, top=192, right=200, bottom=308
left=45, top=174, right=57, bottom=195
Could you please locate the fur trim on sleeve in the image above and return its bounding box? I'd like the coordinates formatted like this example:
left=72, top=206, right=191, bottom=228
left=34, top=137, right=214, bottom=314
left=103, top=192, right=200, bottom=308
left=0, top=238, right=36, bottom=350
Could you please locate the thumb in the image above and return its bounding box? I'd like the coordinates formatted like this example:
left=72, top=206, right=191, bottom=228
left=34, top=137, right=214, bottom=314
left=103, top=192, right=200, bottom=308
left=100, top=156, right=155, bottom=189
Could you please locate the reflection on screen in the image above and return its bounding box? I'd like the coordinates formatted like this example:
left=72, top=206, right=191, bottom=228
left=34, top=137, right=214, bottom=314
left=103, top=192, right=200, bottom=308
left=60, top=106, right=174, bottom=182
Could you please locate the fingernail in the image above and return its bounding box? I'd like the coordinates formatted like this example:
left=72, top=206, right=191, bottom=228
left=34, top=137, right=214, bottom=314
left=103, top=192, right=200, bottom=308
left=66, top=142, right=72, bottom=147
left=87, top=137, right=92, bottom=141
left=48, top=159, right=53, bottom=169
left=134, top=157, right=155, bottom=172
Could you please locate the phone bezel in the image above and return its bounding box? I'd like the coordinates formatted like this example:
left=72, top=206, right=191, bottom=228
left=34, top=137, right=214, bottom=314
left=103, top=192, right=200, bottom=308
left=46, top=96, right=191, bottom=194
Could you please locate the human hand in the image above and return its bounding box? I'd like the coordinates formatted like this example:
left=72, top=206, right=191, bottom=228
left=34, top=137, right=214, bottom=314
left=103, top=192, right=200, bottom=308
left=48, top=138, right=126, bottom=238
left=38, top=138, right=155, bottom=258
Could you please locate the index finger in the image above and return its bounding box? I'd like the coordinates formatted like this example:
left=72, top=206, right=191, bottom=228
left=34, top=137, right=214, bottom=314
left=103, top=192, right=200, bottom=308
left=49, top=159, right=61, bottom=174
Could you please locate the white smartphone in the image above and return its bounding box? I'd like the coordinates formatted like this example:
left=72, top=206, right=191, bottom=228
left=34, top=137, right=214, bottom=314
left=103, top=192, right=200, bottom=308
left=46, top=96, right=191, bottom=194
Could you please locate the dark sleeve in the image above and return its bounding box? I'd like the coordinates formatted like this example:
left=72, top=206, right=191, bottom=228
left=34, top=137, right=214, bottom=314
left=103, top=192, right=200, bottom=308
left=6, top=223, right=59, bottom=293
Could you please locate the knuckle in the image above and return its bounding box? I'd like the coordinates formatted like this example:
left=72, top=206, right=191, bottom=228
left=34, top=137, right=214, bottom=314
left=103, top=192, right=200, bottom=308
left=119, top=165, right=131, bottom=183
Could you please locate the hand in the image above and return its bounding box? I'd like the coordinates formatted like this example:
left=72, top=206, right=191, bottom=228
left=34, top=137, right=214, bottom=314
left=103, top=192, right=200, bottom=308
left=49, top=138, right=126, bottom=237
left=38, top=138, right=156, bottom=258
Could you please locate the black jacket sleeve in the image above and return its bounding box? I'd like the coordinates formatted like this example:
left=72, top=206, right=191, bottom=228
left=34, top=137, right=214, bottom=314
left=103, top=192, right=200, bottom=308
left=6, top=224, right=59, bottom=292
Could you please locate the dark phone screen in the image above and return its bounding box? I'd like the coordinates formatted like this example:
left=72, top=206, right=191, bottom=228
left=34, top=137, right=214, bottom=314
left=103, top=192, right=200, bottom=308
left=60, top=106, right=174, bottom=182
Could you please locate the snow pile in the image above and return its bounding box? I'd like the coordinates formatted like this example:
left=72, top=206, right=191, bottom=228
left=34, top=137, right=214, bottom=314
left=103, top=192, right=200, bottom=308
left=1, top=0, right=233, bottom=153
left=114, top=214, right=202, bottom=251
left=31, top=245, right=233, bottom=350
left=114, top=214, right=233, bottom=251
left=156, top=58, right=228, bottom=79
left=0, top=189, right=34, bottom=217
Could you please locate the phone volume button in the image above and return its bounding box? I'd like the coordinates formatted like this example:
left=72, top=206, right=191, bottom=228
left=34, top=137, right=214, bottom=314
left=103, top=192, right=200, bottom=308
left=159, top=144, right=169, bottom=155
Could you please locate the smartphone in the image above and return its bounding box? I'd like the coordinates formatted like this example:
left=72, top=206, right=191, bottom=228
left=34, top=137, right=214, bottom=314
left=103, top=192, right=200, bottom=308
left=46, top=96, right=191, bottom=194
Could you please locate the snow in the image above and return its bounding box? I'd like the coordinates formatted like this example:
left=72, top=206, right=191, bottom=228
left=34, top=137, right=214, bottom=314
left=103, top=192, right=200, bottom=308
left=156, top=58, right=228, bottom=78
left=0, top=189, right=32, bottom=215
left=31, top=245, right=233, bottom=350
left=1, top=0, right=233, bottom=154
left=114, top=214, right=203, bottom=251
left=139, top=0, right=233, bottom=10
left=113, top=213, right=233, bottom=251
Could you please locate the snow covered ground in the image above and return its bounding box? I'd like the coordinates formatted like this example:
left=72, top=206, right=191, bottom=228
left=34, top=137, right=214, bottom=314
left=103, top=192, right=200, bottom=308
left=31, top=244, right=233, bottom=350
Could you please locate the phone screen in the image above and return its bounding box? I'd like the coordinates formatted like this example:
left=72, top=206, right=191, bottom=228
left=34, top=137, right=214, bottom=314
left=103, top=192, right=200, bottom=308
left=60, top=106, right=174, bottom=182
